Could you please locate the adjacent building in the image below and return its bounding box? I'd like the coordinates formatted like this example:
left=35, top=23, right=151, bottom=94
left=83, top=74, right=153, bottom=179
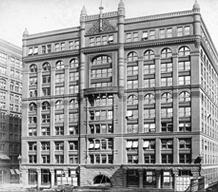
left=21, top=1, right=218, bottom=190
left=0, top=39, right=22, bottom=184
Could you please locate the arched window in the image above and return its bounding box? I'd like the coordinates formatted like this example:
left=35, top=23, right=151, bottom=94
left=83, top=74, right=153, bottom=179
left=69, top=99, right=78, bottom=109
left=144, top=93, right=155, bottom=104
left=55, top=100, right=64, bottom=110
left=42, top=62, right=50, bottom=71
left=92, top=55, right=112, bottom=65
left=56, top=60, right=64, bottom=69
left=178, top=46, right=190, bottom=57
left=30, top=64, right=37, bottom=73
left=70, top=58, right=79, bottom=68
left=161, top=92, right=172, bottom=103
left=93, top=175, right=112, bottom=186
left=42, top=101, right=50, bottom=111
left=127, top=95, right=138, bottom=105
left=29, top=102, right=37, bottom=112
left=127, top=51, right=138, bottom=62
left=179, top=91, right=190, bottom=102
left=161, top=48, right=172, bottom=59
left=0, top=79, right=6, bottom=89
left=144, top=50, right=155, bottom=60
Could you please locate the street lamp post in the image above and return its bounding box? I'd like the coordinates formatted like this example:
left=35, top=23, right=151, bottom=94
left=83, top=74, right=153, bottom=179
left=18, top=154, right=22, bottom=184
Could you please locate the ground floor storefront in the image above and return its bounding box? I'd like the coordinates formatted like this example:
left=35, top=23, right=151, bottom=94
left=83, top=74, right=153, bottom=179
left=21, top=165, right=78, bottom=188
left=79, top=165, right=201, bottom=191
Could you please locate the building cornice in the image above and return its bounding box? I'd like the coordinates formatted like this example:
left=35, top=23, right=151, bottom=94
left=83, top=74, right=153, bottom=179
left=0, top=39, right=22, bottom=55
left=23, top=27, right=80, bottom=41
left=125, top=10, right=194, bottom=24
left=23, top=50, right=79, bottom=63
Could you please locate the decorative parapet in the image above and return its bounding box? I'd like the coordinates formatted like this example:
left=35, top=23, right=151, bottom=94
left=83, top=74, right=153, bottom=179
left=85, top=11, right=118, bottom=21
left=125, top=10, right=194, bottom=24
left=23, top=27, right=80, bottom=40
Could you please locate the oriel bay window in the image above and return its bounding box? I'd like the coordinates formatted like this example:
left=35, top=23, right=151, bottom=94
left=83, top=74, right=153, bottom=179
left=143, top=171, right=156, bottom=187
left=89, top=124, right=113, bottom=134
left=89, top=110, right=113, bottom=121
left=29, top=155, right=37, bottom=163
left=127, top=124, right=138, bottom=133
left=161, top=122, right=173, bottom=132
left=144, top=123, right=155, bottom=133
left=42, top=114, right=50, bottom=123
left=179, top=122, right=191, bottom=132
left=126, top=140, right=138, bottom=163
left=161, top=108, right=173, bottom=118
left=127, top=66, right=138, bottom=76
left=143, top=140, right=155, bottom=164
left=88, top=139, right=113, bottom=150
left=89, top=154, right=113, bottom=164
left=144, top=108, right=155, bottom=119
left=88, top=94, right=113, bottom=107
left=41, top=142, right=50, bottom=151
left=42, top=155, right=50, bottom=163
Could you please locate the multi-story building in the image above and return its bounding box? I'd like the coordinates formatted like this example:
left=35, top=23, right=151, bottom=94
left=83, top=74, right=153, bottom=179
left=0, top=39, right=22, bottom=184
left=21, top=1, right=218, bottom=190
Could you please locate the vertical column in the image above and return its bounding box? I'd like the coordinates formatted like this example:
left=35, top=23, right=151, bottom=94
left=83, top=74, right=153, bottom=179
left=21, top=168, right=28, bottom=187
left=123, top=169, right=127, bottom=187
left=156, top=138, right=161, bottom=164
left=37, top=141, right=41, bottom=164
left=79, top=6, right=86, bottom=166
left=172, top=54, right=179, bottom=134
left=50, top=169, right=55, bottom=188
left=156, top=170, right=161, bottom=189
left=37, top=168, right=41, bottom=188
left=64, top=140, right=69, bottom=164
left=37, top=101, right=41, bottom=136
left=51, top=64, right=56, bottom=96
left=50, top=100, right=55, bottom=136
left=172, top=53, right=178, bottom=86
left=155, top=56, right=161, bottom=133
left=138, top=138, right=143, bottom=164
left=139, top=170, right=143, bottom=188
left=173, top=169, right=179, bottom=191
left=173, top=91, right=178, bottom=132
left=37, top=68, right=42, bottom=97
left=64, top=99, right=69, bottom=135
left=64, top=60, right=69, bottom=95
left=50, top=141, right=55, bottom=164
left=138, top=94, right=144, bottom=134
left=173, top=137, right=178, bottom=164
left=155, top=91, right=161, bottom=133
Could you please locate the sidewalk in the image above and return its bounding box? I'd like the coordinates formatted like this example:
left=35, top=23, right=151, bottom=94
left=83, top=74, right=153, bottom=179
left=0, top=183, right=26, bottom=192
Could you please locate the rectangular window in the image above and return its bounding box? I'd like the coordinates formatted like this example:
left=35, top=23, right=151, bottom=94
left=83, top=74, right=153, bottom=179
left=149, top=30, right=155, bottom=40
left=41, top=127, right=50, bottom=136
left=142, top=31, right=148, bottom=40
left=162, top=154, right=173, bottom=163
left=144, top=78, right=155, bottom=88
left=144, top=154, right=155, bottom=164
left=55, top=155, right=64, bottom=164
left=126, top=33, right=132, bottom=42
left=166, top=28, right=172, bottom=38
left=177, top=27, right=183, bottom=37
left=133, top=32, right=139, bottom=42
left=184, top=26, right=190, bottom=35
left=161, top=108, right=173, bottom=118
left=159, top=29, right=165, bottom=39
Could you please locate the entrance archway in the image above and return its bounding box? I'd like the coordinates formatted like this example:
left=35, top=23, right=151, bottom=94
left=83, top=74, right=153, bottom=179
left=93, top=174, right=112, bottom=186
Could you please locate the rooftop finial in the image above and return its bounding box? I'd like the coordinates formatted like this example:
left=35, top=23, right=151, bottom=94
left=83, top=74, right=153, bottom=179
left=23, top=28, right=29, bottom=36
left=118, top=0, right=125, bottom=8
left=81, top=6, right=87, bottom=16
left=99, top=0, right=104, bottom=15
left=118, top=0, right=125, bottom=15
left=193, top=0, right=200, bottom=11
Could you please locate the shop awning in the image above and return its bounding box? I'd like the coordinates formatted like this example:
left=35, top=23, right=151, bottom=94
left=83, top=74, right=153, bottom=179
left=15, top=169, right=20, bottom=174
left=0, top=154, right=10, bottom=160
left=10, top=169, right=15, bottom=175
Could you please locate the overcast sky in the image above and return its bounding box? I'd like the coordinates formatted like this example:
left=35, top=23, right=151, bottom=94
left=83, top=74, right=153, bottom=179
left=1, top=0, right=218, bottom=49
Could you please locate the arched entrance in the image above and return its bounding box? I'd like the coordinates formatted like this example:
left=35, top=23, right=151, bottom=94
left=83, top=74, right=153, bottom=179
left=93, top=174, right=112, bottom=186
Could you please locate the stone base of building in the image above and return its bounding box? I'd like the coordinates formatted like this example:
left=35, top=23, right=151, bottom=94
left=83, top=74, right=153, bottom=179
left=79, top=164, right=201, bottom=191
